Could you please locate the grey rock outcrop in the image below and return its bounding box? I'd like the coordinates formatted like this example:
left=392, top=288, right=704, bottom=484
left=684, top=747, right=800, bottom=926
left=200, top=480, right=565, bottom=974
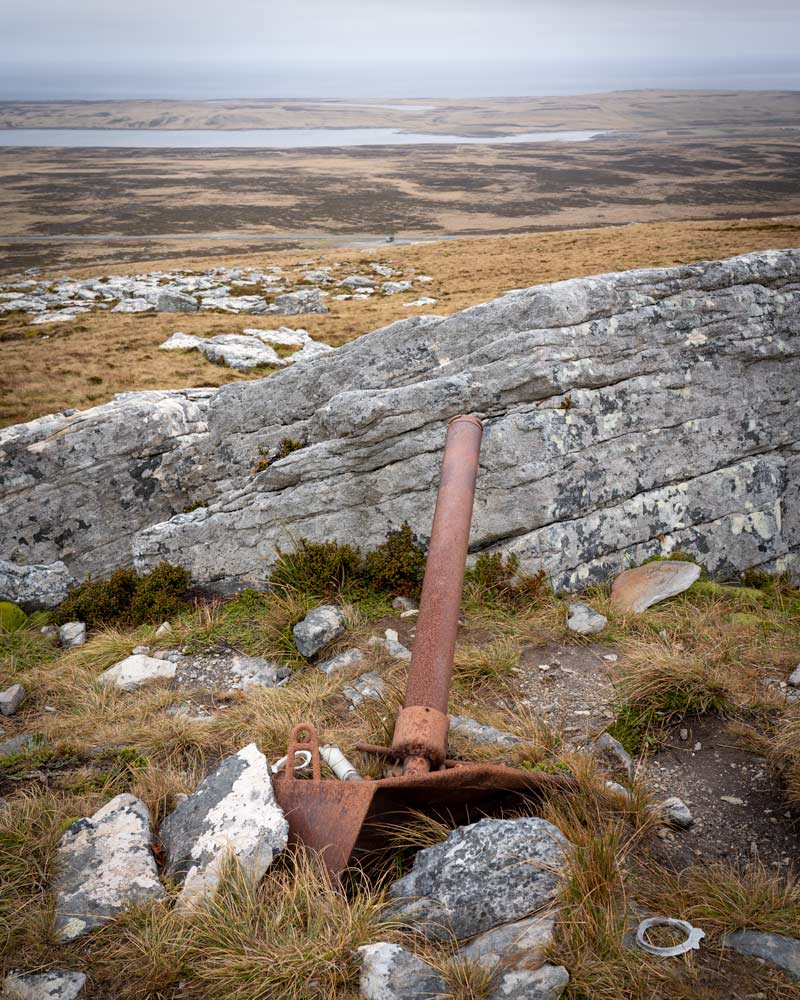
left=2, top=251, right=798, bottom=600
left=159, top=743, right=288, bottom=906
left=389, top=817, right=569, bottom=940
left=0, top=560, right=74, bottom=611
left=3, top=970, right=87, bottom=1000
left=52, top=793, right=164, bottom=941
left=357, top=943, right=447, bottom=1000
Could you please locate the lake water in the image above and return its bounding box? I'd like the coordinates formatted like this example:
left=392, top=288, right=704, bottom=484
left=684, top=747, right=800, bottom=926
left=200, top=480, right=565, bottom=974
left=0, top=128, right=604, bottom=149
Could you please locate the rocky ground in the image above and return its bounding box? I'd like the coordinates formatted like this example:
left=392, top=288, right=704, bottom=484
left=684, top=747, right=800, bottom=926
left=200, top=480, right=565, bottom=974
left=1, top=547, right=799, bottom=1000
left=3, top=215, right=800, bottom=427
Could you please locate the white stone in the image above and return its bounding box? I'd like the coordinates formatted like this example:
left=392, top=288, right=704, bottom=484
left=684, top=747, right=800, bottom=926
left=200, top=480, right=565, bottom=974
left=98, top=653, right=176, bottom=691
left=159, top=743, right=288, bottom=907
left=317, top=647, right=365, bottom=675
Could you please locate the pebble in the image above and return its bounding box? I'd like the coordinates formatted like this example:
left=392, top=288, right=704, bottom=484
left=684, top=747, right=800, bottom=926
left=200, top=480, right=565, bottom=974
left=566, top=602, right=608, bottom=635
left=721, top=796, right=745, bottom=806
left=788, top=664, right=800, bottom=687
left=679, top=728, right=689, bottom=741
left=658, top=796, right=694, bottom=829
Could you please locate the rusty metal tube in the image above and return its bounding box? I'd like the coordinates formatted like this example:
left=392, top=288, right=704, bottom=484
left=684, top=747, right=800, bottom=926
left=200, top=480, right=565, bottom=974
left=390, top=414, right=483, bottom=771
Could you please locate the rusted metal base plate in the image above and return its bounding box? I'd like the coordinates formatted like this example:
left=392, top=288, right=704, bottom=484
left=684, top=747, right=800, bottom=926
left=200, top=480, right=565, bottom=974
left=273, top=763, right=571, bottom=876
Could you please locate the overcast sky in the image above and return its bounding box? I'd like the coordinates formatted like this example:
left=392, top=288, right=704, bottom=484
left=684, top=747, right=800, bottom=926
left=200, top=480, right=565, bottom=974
left=1, top=0, right=799, bottom=99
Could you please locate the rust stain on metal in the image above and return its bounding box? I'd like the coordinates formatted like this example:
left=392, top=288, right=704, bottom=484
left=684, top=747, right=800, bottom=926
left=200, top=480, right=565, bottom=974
left=273, top=414, right=573, bottom=875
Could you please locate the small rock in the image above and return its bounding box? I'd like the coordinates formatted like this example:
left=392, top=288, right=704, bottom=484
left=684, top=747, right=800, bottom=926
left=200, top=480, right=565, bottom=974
left=0, top=733, right=36, bottom=756
left=593, top=732, right=634, bottom=780
left=384, top=629, right=412, bottom=660
left=293, top=604, right=346, bottom=658
left=721, top=795, right=745, bottom=806
left=40, top=625, right=58, bottom=637
left=159, top=743, right=288, bottom=907
left=602, top=653, right=618, bottom=662
left=400, top=609, right=419, bottom=619
left=53, top=793, right=164, bottom=940
left=98, top=653, right=176, bottom=691
left=449, top=715, right=522, bottom=747
left=4, top=970, right=87, bottom=1000
left=694, top=742, right=702, bottom=751
left=357, top=942, right=447, bottom=1000
left=59, top=622, right=86, bottom=648
left=0, top=683, right=26, bottom=716
left=679, top=728, right=689, bottom=741
left=724, top=930, right=800, bottom=980
left=155, top=621, right=172, bottom=636
left=658, top=796, right=694, bottom=829
left=566, top=602, right=607, bottom=635
left=788, top=665, right=800, bottom=688
left=369, top=628, right=411, bottom=660
left=343, top=671, right=386, bottom=708
left=317, top=647, right=364, bottom=675
left=391, top=596, right=418, bottom=612
left=610, top=561, right=701, bottom=613
left=459, top=912, right=556, bottom=969
left=487, top=965, right=570, bottom=1000
left=131, top=645, right=150, bottom=655
left=389, top=817, right=569, bottom=940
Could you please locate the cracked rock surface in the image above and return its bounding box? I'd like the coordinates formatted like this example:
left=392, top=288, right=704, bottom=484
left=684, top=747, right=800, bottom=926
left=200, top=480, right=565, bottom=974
left=1, top=250, right=797, bottom=599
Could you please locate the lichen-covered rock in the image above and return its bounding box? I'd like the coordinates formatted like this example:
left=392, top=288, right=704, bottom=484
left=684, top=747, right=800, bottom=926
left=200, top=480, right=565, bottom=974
left=0, top=560, right=74, bottom=611
left=159, top=743, right=288, bottom=906
left=292, top=604, right=346, bottom=658
left=272, top=288, right=328, bottom=314
left=3, top=970, right=87, bottom=1000
left=357, top=943, right=447, bottom=1000
left=2, top=251, right=798, bottom=600
left=723, top=929, right=800, bottom=979
left=658, top=796, right=694, bottom=829
left=390, top=817, right=569, bottom=939
left=53, top=794, right=164, bottom=941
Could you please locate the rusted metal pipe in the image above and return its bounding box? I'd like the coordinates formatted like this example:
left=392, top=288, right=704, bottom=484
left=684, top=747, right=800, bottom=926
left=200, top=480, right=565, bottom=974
left=390, top=414, right=483, bottom=773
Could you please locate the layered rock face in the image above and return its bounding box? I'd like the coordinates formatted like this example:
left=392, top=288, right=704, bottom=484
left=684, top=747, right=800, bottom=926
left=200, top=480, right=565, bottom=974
left=1, top=250, right=798, bottom=601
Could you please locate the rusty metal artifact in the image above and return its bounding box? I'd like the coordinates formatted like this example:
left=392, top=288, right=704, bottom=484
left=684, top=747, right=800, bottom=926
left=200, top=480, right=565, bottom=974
left=273, top=415, right=571, bottom=875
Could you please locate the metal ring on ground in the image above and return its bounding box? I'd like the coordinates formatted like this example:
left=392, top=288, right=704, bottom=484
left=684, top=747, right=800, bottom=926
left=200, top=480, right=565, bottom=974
left=635, top=917, right=705, bottom=957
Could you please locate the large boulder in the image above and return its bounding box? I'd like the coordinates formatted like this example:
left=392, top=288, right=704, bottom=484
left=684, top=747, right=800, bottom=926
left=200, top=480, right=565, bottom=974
left=1, top=251, right=798, bottom=600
